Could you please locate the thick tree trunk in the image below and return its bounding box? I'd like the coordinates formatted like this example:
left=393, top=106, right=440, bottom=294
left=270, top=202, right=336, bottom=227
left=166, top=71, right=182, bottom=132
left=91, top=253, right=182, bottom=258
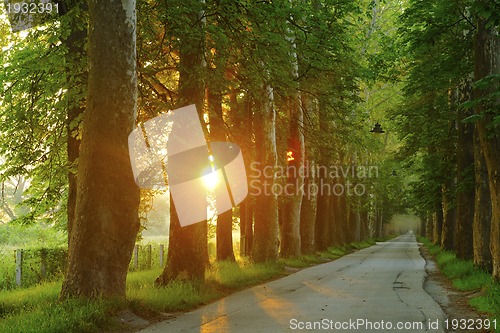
left=280, top=11, right=305, bottom=258
left=425, top=214, right=433, bottom=241
left=252, top=84, right=279, bottom=262
left=156, top=0, right=208, bottom=283
left=339, top=183, right=350, bottom=243
left=239, top=197, right=254, bottom=256
left=300, top=160, right=317, bottom=254
left=156, top=196, right=207, bottom=284
left=280, top=119, right=304, bottom=257
left=315, top=172, right=330, bottom=251
left=208, top=91, right=236, bottom=262
left=360, top=208, right=369, bottom=241
left=473, top=127, right=492, bottom=270
left=441, top=183, right=456, bottom=251
left=432, top=201, right=443, bottom=245
left=328, top=190, right=338, bottom=245
left=455, top=80, right=475, bottom=260
left=60, top=2, right=87, bottom=247
left=314, top=104, right=331, bottom=251
left=60, top=0, right=139, bottom=299
left=474, top=9, right=500, bottom=279
left=239, top=97, right=254, bottom=257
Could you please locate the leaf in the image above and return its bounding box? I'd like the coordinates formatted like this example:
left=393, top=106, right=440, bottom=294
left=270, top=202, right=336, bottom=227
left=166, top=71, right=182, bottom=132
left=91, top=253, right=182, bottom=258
left=462, top=114, right=483, bottom=124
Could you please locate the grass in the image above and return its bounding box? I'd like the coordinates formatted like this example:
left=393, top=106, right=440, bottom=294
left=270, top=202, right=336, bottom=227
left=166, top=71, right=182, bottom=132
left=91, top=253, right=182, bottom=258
left=0, top=238, right=380, bottom=333
left=419, top=237, right=500, bottom=332
left=0, top=282, right=112, bottom=333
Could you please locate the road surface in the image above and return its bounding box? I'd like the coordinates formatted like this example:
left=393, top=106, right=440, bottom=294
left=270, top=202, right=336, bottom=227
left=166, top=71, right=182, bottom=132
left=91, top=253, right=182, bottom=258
left=138, top=233, right=446, bottom=332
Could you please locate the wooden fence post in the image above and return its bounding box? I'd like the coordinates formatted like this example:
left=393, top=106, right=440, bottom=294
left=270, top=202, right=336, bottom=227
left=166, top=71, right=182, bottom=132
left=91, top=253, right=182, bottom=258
left=146, top=244, right=152, bottom=269
left=15, top=249, right=22, bottom=287
left=159, top=244, right=164, bottom=267
left=133, top=244, right=139, bottom=270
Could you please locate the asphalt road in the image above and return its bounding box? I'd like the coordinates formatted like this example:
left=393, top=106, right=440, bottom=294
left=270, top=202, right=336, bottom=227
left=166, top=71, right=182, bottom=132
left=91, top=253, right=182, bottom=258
left=138, top=233, right=446, bottom=332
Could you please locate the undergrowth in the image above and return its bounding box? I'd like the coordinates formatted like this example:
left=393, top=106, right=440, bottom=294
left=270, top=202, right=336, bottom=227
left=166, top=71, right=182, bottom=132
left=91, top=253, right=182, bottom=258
left=419, top=237, right=500, bottom=332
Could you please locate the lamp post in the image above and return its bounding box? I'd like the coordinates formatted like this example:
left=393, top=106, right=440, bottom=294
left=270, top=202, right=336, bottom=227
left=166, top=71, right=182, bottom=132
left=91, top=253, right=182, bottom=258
left=370, top=122, right=385, bottom=134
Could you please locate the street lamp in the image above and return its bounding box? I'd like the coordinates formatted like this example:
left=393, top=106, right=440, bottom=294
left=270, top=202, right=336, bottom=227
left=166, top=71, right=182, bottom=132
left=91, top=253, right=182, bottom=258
left=370, top=122, right=385, bottom=134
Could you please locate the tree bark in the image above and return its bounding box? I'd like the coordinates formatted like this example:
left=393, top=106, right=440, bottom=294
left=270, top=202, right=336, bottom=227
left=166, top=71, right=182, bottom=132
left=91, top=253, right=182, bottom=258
left=455, top=79, right=475, bottom=260
left=156, top=0, right=208, bottom=284
left=252, top=84, right=279, bottom=262
left=432, top=201, right=443, bottom=245
left=59, top=1, right=87, bottom=247
left=60, top=0, right=139, bottom=299
left=314, top=103, right=331, bottom=251
left=280, top=97, right=304, bottom=257
left=441, top=183, right=456, bottom=251
left=156, top=196, right=207, bottom=284
left=239, top=97, right=254, bottom=257
left=208, top=90, right=235, bottom=262
left=280, top=4, right=304, bottom=258
left=474, top=7, right=500, bottom=279
left=300, top=160, right=317, bottom=254
left=425, top=214, right=434, bottom=241
left=473, top=127, right=492, bottom=270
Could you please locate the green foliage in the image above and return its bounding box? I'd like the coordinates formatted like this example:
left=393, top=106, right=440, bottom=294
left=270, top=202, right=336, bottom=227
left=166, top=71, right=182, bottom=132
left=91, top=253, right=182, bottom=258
left=462, top=74, right=500, bottom=130
left=391, top=0, right=477, bottom=218
left=421, top=237, right=500, bottom=332
left=0, top=222, right=66, bottom=247
left=0, top=5, right=88, bottom=229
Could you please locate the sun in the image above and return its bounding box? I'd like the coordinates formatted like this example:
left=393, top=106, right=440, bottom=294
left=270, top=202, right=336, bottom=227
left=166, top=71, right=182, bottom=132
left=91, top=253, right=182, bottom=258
left=203, top=170, right=219, bottom=190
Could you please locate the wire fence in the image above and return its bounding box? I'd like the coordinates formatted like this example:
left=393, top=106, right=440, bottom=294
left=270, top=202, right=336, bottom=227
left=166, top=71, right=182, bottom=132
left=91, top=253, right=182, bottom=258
left=0, top=243, right=167, bottom=290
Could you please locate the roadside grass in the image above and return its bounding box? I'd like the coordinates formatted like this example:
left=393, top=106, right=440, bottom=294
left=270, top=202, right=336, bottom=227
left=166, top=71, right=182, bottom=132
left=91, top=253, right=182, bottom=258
left=0, top=282, right=112, bottom=333
left=0, top=238, right=382, bottom=332
left=419, top=237, right=500, bottom=332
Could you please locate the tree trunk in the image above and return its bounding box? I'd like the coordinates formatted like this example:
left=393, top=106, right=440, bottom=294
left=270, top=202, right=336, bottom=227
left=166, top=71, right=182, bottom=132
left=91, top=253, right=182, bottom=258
left=280, top=6, right=304, bottom=258
left=474, top=8, right=500, bottom=279
left=328, top=189, right=338, bottom=246
left=60, top=0, right=139, bottom=299
left=156, top=195, right=208, bottom=284
left=156, top=0, right=208, bottom=283
left=208, top=91, right=235, bottom=262
left=455, top=79, right=475, bottom=260
left=239, top=96, right=254, bottom=257
left=314, top=104, right=331, bottom=251
left=473, top=127, right=492, bottom=270
left=432, top=201, right=443, bottom=245
left=239, top=197, right=254, bottom=256
left=60, top=1, right=87, bottom=247
left=252, top=84, right=279, bottom=262
left=300, top=160, right=317, bottom=254
left=441, top=183, right=456, bottom=251
left=280, top=98, right=304, bottom=256
left=425, top=214, right=433, bottom=241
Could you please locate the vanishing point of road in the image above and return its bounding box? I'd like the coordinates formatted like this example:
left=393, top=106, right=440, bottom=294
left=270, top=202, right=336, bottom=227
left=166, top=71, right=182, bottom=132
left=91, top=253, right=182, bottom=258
left=139, top=233, right=446, bottom=332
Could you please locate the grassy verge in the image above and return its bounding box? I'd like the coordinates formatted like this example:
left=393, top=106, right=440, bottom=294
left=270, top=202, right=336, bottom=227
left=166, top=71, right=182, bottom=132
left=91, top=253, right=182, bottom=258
left=419, top=237, right=500, bottom=332
left=0, top=238, right=380, bottom=333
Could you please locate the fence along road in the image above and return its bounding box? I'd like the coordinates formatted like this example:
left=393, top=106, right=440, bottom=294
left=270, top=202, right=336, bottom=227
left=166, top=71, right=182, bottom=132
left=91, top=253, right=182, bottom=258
left=138, top=233, right=446, bottom=333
